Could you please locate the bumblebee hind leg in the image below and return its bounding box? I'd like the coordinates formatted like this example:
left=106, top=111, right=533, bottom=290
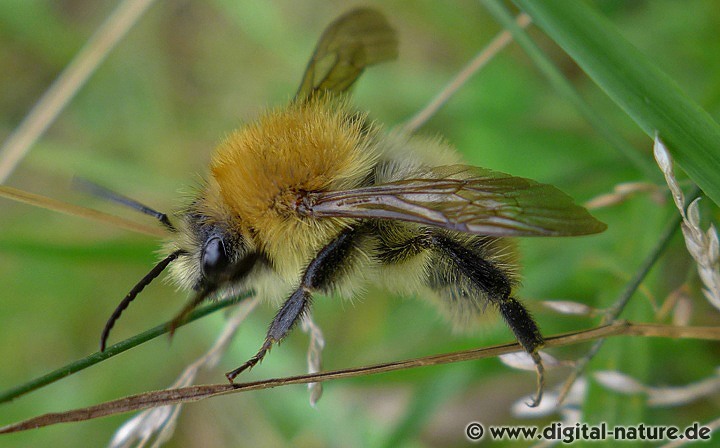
left=428, top=232, right=545, bottom=406
left=377, top=224, right=545, bottom=405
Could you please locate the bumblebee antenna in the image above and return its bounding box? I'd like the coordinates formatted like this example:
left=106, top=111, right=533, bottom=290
left=74, top=177, right=176, bottom=232
left=100, top=250, right=183, bottom=352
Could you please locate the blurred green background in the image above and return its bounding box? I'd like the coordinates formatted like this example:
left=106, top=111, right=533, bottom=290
left=1, top=0, right=720, bottom=446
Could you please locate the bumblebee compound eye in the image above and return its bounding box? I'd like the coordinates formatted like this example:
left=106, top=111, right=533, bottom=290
left=202, top=237, right=230, bottom=281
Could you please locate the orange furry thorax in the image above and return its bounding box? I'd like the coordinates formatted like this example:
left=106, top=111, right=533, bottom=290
left=208, top=98, right=378, bottom=272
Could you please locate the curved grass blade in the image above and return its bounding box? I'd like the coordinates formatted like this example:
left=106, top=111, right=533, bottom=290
left=0, top=294, right=248, bottom=404
left=513, top=0, right=720, bottom=206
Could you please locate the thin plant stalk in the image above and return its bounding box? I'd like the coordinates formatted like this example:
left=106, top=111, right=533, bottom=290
left=3, top=322, right=720, bottom=434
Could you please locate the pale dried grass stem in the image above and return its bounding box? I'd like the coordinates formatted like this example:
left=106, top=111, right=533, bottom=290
left=402, top=13, right=531, bottom=134
left=0, top=0, right=157, bottom=183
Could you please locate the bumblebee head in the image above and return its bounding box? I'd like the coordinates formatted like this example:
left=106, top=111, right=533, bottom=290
left=99, top=193, right=259, bottom=352
left=181, top=216, right=259, bottom=292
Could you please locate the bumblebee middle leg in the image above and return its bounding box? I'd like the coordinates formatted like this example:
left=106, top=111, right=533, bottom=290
left=226, top=227, right=358, bottom=382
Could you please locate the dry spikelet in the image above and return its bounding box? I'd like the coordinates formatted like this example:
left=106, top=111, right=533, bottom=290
left=594, top=368, right=720, bottom=408
left=653, top=136, right=720, bottom=310
left=300, top=312, right=326, bottom=407
left=109, top=297, right=260, bottom=448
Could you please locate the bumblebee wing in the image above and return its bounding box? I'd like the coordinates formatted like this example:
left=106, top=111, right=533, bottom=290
left=295, top=8, right=398, bottom=101
left=303, top=165, right=607, bottom=237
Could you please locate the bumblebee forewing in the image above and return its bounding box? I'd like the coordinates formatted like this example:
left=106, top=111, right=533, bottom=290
left=295, top=8, right=398, bottom=101
left=302, top=165, right=607, bottom=237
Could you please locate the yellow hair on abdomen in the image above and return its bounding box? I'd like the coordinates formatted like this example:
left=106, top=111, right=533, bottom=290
left=210, top=97, right=378, bottom=278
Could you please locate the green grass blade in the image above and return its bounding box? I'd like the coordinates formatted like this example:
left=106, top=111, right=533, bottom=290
left=514, top=0, right=720, bottom=206
left=0, top=294, right=248, bottom=404
left=480, top=0, right=659, bottom=180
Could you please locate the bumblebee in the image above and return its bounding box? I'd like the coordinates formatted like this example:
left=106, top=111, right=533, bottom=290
left=99, top=8, right=605, bottom=405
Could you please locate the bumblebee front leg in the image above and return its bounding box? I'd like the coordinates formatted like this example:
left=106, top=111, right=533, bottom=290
left=226, top=227, right=358, bottom=383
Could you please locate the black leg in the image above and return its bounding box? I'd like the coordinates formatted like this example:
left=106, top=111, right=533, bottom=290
left=497, top=297, right=545, bottom=406
left=429, top=233, right=545, bottom=406
left=226, top=227, right=357, bottom=382
left=497, top=297, right=544, bottom=358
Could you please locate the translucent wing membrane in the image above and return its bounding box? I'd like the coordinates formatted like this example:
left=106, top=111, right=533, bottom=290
left=300, top=165, right=606, bottom=237
left=295, top=8, right=398, bottom=100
